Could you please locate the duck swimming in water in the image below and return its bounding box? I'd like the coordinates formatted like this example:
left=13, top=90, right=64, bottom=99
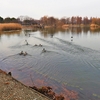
left=39, top=44, right=42, bottom=47
left=23, top=52, right=27, bottom=56
left=34, top=44, right=38, bottom=46
left=42, top=48, right=46, bottom=52
left=71, top=36, right=73, bottom=38
left=25, top=40, right=28, bottom=45
left=19, top=51, right=24, bottom=55
left=19, top=51, right=28, bottom=56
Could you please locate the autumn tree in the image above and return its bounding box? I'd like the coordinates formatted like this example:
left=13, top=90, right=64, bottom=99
left=76, top=16, right=82, bottom=25
left=40, top=16, right=48, bottom=25
left=91, top=17, right=100, bottom=25
left=71, top=16, right=76, bottom=24
left=91, top=17, right=96, bottom=24
left=97, top=18, right=100, bottom=25
left=60, top=17, right=66, bottom=24
left=66, top=17, right=70, bottom=24
left=83, top=17, right=89, bottom=25
left=47, top=16, right=56, bottom=26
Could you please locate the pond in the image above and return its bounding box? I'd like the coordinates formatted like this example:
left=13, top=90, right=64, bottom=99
left=0, top=27, right=100, bottom=100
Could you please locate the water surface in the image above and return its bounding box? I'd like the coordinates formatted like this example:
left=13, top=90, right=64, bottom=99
left=0, top=27, right=100, bottom=100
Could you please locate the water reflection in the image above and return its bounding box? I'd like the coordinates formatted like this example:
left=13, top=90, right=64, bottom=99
left=0, top=30, right=22, bottom=36
left=90, top=27, right=100, bottom=34
left=39, top=28, right=60, bottom=37
left=0, top=30, right=22, bottom=40
left=38, top=27, right=100, bottom=38
left=0, top=27, right=100, bottom=38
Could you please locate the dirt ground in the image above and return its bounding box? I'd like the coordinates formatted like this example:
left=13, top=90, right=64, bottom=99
left=0, top=69, right=51, bottom=100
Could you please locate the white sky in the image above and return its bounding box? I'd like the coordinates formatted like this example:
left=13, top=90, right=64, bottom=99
left=0, top=0, right=100, bottom=19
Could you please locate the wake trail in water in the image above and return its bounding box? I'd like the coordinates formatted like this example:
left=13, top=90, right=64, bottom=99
left=18, top=57, right=38, bottom=71
left=33, top=36, right=59, bottom=47
left=1, top=54, right=20, bottom=62
left=9, top=39, right=25, bottom=48
left=33, top=36, right=76, bottom=55
left=55, top=37, right=98, bottom=54
left=9, top=38, right=33, bottom=49
left=33, top=36, right=96, bottom=56
left=54, top=37, right=100, bottom=71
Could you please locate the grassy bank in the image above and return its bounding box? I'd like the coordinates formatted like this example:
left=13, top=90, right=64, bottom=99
left=0, top=23, right=22, bottom=31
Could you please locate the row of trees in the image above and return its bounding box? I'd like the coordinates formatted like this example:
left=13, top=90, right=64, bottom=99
left=0, top=17, right=19, bottom=23
left=0, top=16, right=100, bottom=26
left=40, top=16, right=100, bottom=26
left=0, top=16, right=37, bottom=25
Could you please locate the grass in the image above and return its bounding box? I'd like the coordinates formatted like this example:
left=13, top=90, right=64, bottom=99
left=0, top=23, right=22, bottom=31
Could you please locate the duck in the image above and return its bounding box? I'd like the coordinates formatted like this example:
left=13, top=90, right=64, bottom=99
left=34, top=44, right=38, bottom=46
left=19, top=51, right=24, bottom=55
left=23, top=52, right=27, bottom=56
left=39, top=44, right=42, bottom=47
left=71, top=36, right=73, bottom=38
left=42, top=48, right=46, bottom=52
left=25, top=40, right=28, bottom=45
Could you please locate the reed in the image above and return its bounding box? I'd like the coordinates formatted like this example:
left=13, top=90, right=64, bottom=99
left=0, top=23, right=22, bottom=31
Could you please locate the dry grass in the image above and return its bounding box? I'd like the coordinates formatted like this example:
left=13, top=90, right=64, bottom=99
left=90, top=24, right=99, bottom=27
left=0, top=23, right=22, bottom=31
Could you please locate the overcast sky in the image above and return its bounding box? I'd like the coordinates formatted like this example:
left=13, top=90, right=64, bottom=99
left=0, top=0, right=100, bottom=19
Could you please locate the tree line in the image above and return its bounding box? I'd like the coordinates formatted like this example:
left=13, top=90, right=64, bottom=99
left=0, top=16, right=100, bottom=26
left=0, top=17, right=19, bottom=23
left=40, top=16, right=100, bottom=26
left=0, top=16, right=35, bottom=24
